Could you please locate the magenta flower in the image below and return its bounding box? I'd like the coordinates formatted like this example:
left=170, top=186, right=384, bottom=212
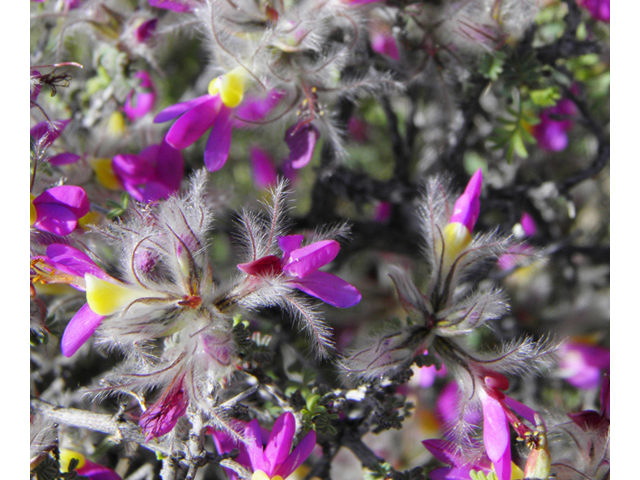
left=244, top=412, right=317, bottom=480
left=285, top=122, right=320, bottom=169
left=31, top=244, right=109, bottom=356
left=112, top=139, right=184, bottom=202
left=139, top=378, right=189, bottom=441
left=31, top=186, right=90, bottom=236
left=475, top=370, right=537, bottom=480
left=124, top=71, right=156, bottom=122
left=238, top=235, right=361, bottom=308
left=250, top=147, right=278, bottom=190
left=557, top=341, right=610, bottom=389
left=423, top=438, right=493, bottom=480
left=148, top=0, right=195, bottom=12
left=371, top=31, right=399, bottom=61
left=31, top=119, right=71, bottom=150
left=155, top=68, right=280, bottom=172
left=578, top=0, right=610, bottom=22
left=434, top=381, right=481, bottom=428
left=450, top=169, right=483, bottom=233
left=497, top=212, right=537, bottom=271
left=134, top=18, right=158, bottom=44
left=60, top=449, right=121, bottom=480
left=533, top=99, right=578, bottom=152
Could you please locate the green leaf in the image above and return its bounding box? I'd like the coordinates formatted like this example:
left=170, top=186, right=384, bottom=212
left=530, top=87, right=561, bottom=107
left=480, top=51, right=506, bottom=81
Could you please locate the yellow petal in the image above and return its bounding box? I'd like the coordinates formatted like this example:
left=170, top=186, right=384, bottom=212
left=78, top=210, right=102, bottom=227
left=511, top=461, right=525, bottom=480
left=85, top=274, right=149, bottom=316
left=30, top=194, right=37, bottom=225
left=251, top=471, right=271, bottom=480
left=217, top=67, right=246, bottom=108
left=108, top=111, right=126, bottom=135
left=91, top=158, right=121, bottom=190
left=59, top=449, right=86, bottom=472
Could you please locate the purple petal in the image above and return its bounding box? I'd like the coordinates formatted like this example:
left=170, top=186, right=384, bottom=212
left=48, top=152, right=81, bottom=166
left=60, top=304, right=105, bottom=357
left=422, top=439, right=462, bottom=465
left=148, top=0, right=194, bottom=13
left=449, top=169, right=482, bottom=232
left=33, top=185, right=90, bottom=219
left=520, top=212, right=537, bottom=237
left=278, top=235, right=304, bottom=261
left=34, top=203, right=78, bottom=236
left=291, top=271, right=361, bottom=308
left=124, top=91, right=156, bottom=122
left=371, top=32, right=399, bottom=61
left=233, top=89, right=284, bottom=126
left=480, top=393, right=509, bottom=463
left=492, top=448, right=511, bottom=480
left=273, top=428, right=316, bottom=479
left=502, top=396, right=537, bottom=425
left=166, top=96, right=221, bottom=149
left=154, top=140, right=184, bottom=192
left=244, top=419, right=267, bottom=473
left=30, top=119, right=71, bottom=149
left=154, top=94, right=212, bottom=124
left=124, top=72, right=156, bottom=122
left=139, top=383, right=189, bottom=441
left=135, top=18, right=158, bottom=44
left=138, top=182, right=173, bottom=203
left=204, top=105, right=233, bottom=172
left=283, top=240, right=340, bottom=278
left=429, top=467, right=475, bottom=480
left=250, top=147, right=278, bottom=189
left=285, top=122, right=320, bottom=169
left=533, top=121, right=568, bottom=152
left=264, top=412, right=295, bottom=475
left=112, top=153, right=155, bottom=186
left=46, top=244, right=109, bottom=282
left=77, top=460, right=122, bottom=480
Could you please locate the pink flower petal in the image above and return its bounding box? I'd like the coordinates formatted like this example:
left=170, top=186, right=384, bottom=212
left=244, top=419, right=268, bottom=473
left=285, top=123, right=320, bottom=169
left=291, top=271, right=361, bottom=308
left=77, top=460, right=122, bottom=480
left=480, top=393, right=509, bottom=463
left=371, top=32, right=399, bottom=61
left=250, top=147, right=278, bottom=189
left=34, top=203, right=78, bottom=236
left=166, top=96, right=221, bottom=149
left=204, top=105, right=233, bottom=172
left=148, top=0, right=194, bottom=13
left=139, top=382, right=189, bottom=441
left=60, top=303, right=105, bottom=357
left=492, top=447, right=512, bottom=480
left=264, top=412, right=295, bottom=475
left=154, top=140, right=184, bottom=192
left=274, top=428, right=316, bottom=479
left=48, top=152, right=81, bottom=166
left=30, top=119, right=71, bottom=149
left=233, top=89, right=284, bottom=127
left=278, top=235, right=304, bottom=261
left=450, top=169, right=482, bottom=232
left=46, top=244, right=110, bottom=283
left=135, top=18, right=158, bottom=44
left=283, top=240, right=340, bottom=278
left=154, top=95, right=212, bottom=124
left=33, top=185, right=90, bottom=219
